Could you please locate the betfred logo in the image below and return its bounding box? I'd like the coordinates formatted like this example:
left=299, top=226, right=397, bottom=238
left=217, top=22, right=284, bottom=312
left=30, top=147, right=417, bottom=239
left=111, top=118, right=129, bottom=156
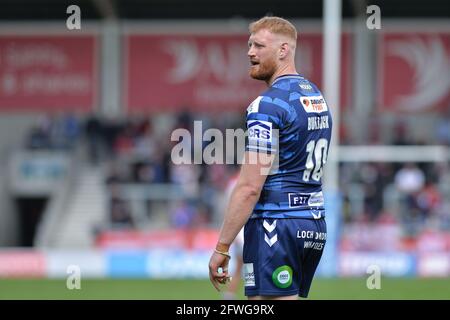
left=301, top=95, right=328, bottom=113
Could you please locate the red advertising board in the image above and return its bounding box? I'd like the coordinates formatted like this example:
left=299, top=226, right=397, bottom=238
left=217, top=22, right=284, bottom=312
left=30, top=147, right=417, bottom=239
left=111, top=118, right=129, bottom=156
left=95, top=228, right=219, bottom=250
left=125, top=33, right=352, bottom=113
left=378, top=32, right=450, bottom=112
left=0, top=251, right=46, bottom=278
left=0, top=35, right=98, bottom=112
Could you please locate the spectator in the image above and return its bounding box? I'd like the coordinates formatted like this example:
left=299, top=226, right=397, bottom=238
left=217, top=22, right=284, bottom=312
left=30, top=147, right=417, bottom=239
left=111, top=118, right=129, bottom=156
left=395, top=163, right=425, bottom=194
left=85, top=113, right=103, bottom=165
left=170, top=200, right=196, bottom=229
left=435, top=109, right=450, bottom=146
left=108, top=183, right=134, bottom=229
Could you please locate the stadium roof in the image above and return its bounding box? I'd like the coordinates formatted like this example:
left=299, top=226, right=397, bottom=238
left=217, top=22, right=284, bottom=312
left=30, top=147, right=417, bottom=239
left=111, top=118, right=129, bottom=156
left=0, top=0, right=449, bottom=21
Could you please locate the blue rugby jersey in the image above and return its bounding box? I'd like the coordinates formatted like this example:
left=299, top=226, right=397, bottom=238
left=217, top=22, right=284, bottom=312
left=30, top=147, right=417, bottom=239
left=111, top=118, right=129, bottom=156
left=245, top=74, right=333, bottom=219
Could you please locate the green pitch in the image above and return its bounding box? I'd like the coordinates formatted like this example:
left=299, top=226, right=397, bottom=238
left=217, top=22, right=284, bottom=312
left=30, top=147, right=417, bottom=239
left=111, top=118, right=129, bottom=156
left=0, top=278, right=449, bottom=300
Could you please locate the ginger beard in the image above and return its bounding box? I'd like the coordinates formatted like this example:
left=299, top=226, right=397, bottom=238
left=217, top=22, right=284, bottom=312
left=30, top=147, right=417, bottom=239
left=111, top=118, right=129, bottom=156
left=249, top=54, right=278, bottom=82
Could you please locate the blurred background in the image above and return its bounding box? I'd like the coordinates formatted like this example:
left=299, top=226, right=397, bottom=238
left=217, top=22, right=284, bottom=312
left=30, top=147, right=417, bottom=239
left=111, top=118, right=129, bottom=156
left=0, top=0, right=449, bottom=299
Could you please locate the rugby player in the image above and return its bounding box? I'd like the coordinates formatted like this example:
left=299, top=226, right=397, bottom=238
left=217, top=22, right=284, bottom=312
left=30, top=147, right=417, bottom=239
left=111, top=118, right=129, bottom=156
left=209, top=16, right=333, bottom=300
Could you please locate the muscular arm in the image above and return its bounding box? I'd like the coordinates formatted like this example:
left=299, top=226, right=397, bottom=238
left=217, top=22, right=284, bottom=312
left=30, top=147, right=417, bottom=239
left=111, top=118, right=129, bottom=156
left=209, top=151, right=274, bottom=291
left=217, top=151, right=273, bottom=250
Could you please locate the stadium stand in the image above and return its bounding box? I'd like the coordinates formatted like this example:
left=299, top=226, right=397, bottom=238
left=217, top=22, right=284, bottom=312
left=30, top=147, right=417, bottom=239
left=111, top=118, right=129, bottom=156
left=0, top=0, right=449, bottom=293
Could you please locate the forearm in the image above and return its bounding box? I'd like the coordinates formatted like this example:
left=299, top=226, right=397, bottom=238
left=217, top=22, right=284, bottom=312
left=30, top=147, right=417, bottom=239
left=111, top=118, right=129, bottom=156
left=216, top=184, right=261, bottom=250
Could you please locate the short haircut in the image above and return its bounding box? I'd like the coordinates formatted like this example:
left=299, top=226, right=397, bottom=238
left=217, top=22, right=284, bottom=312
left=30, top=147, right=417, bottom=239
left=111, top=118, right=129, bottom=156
left=249, top=16, right=297, bottom=43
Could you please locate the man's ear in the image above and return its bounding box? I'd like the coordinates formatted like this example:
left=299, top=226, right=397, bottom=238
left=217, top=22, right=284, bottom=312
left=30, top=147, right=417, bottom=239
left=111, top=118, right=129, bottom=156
left=279, top=42, right=289, bottom=59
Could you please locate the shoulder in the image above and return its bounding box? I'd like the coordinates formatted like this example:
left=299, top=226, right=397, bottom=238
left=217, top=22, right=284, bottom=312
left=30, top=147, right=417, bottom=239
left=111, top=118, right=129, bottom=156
left=297, top=77, right=322, bottom=95
left=247, top=88, right=292, bottom=117
left=246, top=93, right=292, bottom=129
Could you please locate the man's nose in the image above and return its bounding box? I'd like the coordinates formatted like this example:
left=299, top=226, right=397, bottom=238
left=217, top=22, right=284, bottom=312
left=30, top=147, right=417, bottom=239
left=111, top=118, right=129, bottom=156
left=248, top=47, right=255, bottom=58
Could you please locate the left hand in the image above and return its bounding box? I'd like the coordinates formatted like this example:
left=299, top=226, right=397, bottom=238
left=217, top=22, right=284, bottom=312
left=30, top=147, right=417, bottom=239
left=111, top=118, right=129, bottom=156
left=208, top=251, right=230, bottom=291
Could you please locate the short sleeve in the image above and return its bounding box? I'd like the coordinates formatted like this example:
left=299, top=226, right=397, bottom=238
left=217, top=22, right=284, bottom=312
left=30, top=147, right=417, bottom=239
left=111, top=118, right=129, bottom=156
left=245, top=96, right=285, bottom=154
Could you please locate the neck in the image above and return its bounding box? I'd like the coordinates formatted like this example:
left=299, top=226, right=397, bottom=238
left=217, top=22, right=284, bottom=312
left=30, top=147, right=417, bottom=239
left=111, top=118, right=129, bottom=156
left=267, top=63, right=298, bottom=86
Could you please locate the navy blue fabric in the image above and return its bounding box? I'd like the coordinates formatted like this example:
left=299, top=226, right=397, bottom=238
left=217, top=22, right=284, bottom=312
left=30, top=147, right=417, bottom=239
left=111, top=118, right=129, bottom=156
left=243, top=217, right=327, bottom=298
left=245, top=74, right=333, bottom=219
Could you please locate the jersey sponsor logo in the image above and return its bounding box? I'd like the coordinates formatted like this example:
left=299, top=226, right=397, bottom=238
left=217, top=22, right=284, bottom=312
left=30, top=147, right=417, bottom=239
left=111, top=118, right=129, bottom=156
left=272, top=265, right=293, bottom=289
left=247, top=120, right=272, bottom=141
left=288, top=193, right=312, bottom=208
left=303, top=241, right=325, bottom=250
left=300, top=95, right=328, bottom=113
left=243, top=263, right=255, bottom=287
left=246, top=96, right=262, bottom=115
left=308, top=192, right=325, bottom=207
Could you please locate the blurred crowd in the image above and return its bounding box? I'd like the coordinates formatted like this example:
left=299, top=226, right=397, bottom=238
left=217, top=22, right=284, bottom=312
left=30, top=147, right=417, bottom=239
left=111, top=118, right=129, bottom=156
left=25, top=112, right=81, bottom=151
left=24, top=111, right=243, bottom=230
left=338, top=110, right=450, bottom=251
left=340, top=161, right=450, bottom=246
left=97, top=111, right=243, bottom=230
left=23, top=110, right=450, bottom=249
